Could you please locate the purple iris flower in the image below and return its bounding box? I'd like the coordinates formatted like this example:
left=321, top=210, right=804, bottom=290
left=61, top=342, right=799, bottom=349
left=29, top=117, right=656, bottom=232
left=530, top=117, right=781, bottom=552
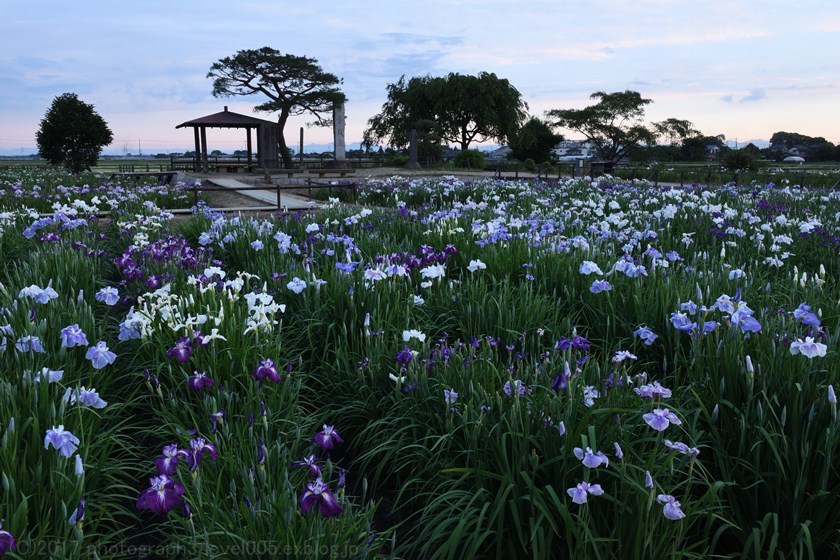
left=251, top=358, right=282, bottom=383
left=503, top=379, right=528, bottom=396
left=567, top=481, right=604, bottom=504
left=60, top=324, right=89, bottom=348
left=0, top=522, right=15, bottom=555
left=15, top=335, right=46, bottom=353
left=614, top=442, right=624, bottom=460
left=793, top=303, right=820, bottom=327
left=136, top=475, right=186, bottom=516
left=643, top=408, right=682, bottom=431
left=44, top=425, right=80, bottom=458
left=670, top=312, right=697, bottom=333
left=300, top=477, right=343, bottom=517
left=664, top=440, right=701, bottom=460
left=68, top=497, right=85, bottom=527
left=187, top=438, right=218, bottom=472
left=589, top=279, right=612, bottom=293
left=634, top=381, right=672, bottom=400
left=702, top=320, right=720, bottom=334
left=734, top=314, right=762, bottom=333
left=633, top=325, right=658, bottom=345
left=166, top=337, right=193, bottom=363
left=189, top=371, right=215, bottom=391
left=573, top=447, right=609, bottom=468
left=313, top=425, right=343, bottom=450
left=155, top=444, right=186, bottom=476
left=292, top=454, right=322, bottom=478
left=444, top=388, right=459, bottom=407
left=86, top=341, right=117, bottom=369
left=64, top=386, right=107, bottom=409
left=644, top=471, right=654, bottom=490
left=395, top=346, right=414, bottom=367
left=657, top=494, right=686, bottom=520
left=95, top=286, right=120, bottom=306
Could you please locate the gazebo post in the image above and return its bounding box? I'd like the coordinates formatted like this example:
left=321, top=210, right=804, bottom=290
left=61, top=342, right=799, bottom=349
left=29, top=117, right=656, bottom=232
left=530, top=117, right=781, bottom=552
left=200, top=126, right=208, bottom=172
left=193, top=127, right=201, bottom=172
left=246, top=127, right=253, bottom=172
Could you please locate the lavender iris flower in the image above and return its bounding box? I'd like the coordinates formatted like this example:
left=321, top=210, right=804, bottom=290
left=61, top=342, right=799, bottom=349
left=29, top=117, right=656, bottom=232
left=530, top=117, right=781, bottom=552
left=287, top=277, right=307, bottom=294
left=44, top=425, right=80, bottom=458
left=136, top=475, right=186, bottom=516
left=60, top=324, right=89, bottom=348
left=15, top=335, right=47, bottom=353
left=634, top=381, right=672, bottom=400
left=567, top=481, right=604, bottom=504
left=313, top=425, right=343, bottom=450
left=300, top=477, right=343, bottom=517
left=589, top=279, right=612, bottom=293
left=643, top=408, right=682, bottom=431
left=613, top=442, right=624, bottom=460
left=444, top=389, right=459, bottom=406
left=573, top=447, right=609, bottom=468
left=64, top=386, right=108, bottom=409
left=86, top=341, right=117, bottom=369
left=633, top=325, right=658, bottom=345
left=793, top=302, right=820, bottom=327
left=503, top=379, right=527, bottom=396
left=95, top=286, right=120, bottom=306
left=657, top=494, right=686, bottom=520
left=789, top=337, right=828, bottom=359
left=644, top=471, right=654, bottom=490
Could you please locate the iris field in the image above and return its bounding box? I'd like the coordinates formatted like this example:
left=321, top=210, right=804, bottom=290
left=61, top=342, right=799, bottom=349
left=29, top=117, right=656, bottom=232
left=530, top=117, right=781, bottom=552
left=0, top=168, right=837, bottom=559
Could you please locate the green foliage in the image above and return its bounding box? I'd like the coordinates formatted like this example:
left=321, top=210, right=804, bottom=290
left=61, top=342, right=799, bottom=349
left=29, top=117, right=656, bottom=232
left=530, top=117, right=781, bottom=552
left=452, top=149, right=486, bottom=170
left=208, top=48, right=345, bottom=168
left=722, top=149, right=761, bottom=171
left=36, top=93, right=113, bottom=173
left=508, top=117, right=563, bottom=163
left=364, top=72, right=527, bottom=152
left=547, top=91, right=697, bottom=163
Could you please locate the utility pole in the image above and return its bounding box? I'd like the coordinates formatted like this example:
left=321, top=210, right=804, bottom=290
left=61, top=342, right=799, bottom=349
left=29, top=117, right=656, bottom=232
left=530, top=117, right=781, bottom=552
left=138, top=139, right=142, bottom=157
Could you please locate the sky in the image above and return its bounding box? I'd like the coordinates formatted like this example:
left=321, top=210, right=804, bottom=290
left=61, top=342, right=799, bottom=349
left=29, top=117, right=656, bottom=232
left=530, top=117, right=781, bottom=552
left=1, top=0, right=838, bottom=156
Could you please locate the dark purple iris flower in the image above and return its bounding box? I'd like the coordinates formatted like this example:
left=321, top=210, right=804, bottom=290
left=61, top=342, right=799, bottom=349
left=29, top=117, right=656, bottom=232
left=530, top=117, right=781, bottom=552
left=300, top=478, right=343, bottom=517
left=313, top=425, right=343, bottom=450
left=187, top=438, right=218, bottom=472
left=136, top=475, right=186, bottom=516
left=292, top=454, right=322, bottom=477
left=166, top=337, right=193, bottom=363
left=189, top=371, right=214, bottom=391
left=395, top=346, right=414, bottom=367
left=155, top=443, right=186, bottom=476
left=68, top=497, right=86, bottom=527
left=0, top=523, right=15, bottom=555
left=251, top=358, right=282, bottom=383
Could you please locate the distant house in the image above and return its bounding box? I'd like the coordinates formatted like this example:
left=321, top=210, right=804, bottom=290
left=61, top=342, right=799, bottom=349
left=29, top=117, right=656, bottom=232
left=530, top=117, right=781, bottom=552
left=706, top=144, right=721, bottom=161
left=486, top=146, right=512, bottom=160
left=553, top=140, right=596, bottom=160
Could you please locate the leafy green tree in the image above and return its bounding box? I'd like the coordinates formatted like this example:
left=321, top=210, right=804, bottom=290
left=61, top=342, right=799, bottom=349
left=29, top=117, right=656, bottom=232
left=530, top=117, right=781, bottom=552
left=546, top=91, right=696, bottom=162
left=364, top=72, right=527, bottom=153
left=508, top=117, right=563, bottom=163
left=36, top=93, right=113, bottom=173
left=208, top=48, right=345, bottom=168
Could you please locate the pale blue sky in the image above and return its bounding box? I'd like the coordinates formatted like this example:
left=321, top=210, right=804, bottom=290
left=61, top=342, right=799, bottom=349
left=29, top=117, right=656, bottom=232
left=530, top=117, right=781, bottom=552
left=1, top=0, right=838, bottom=155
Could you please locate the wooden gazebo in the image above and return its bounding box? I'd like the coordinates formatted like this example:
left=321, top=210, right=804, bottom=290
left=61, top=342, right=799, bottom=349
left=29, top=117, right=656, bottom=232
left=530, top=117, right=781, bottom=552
left=176, top=106, right=279, bottom=172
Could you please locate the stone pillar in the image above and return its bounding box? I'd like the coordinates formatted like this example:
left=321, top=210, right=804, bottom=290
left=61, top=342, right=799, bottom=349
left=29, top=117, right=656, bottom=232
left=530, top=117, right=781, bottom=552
left=326, top=102, right=349, bottom=169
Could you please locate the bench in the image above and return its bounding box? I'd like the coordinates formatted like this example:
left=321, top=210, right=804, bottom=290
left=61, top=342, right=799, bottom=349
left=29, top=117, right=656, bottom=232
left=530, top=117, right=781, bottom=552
left=309, top=168, right=356, bottom=178
left=258, top=168, right=307, bottom=179
left=213, top=162, right=252, bottom=174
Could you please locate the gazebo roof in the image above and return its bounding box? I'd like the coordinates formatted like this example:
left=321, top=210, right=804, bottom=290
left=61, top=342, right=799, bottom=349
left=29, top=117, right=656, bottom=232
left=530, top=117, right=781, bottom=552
left=176, top=106, right=275, bottom=129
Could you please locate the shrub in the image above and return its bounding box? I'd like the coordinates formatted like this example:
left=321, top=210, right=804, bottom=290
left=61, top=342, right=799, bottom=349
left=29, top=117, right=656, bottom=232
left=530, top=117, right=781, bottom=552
left=453, top=149, right=486, bottom=170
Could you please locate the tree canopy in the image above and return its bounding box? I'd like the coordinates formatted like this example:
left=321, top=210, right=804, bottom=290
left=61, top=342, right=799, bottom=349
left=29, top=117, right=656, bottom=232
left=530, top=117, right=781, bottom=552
left=546, top=90, right=697, bottom=162
left=36, top=93, right=113, bottom=173
left=208, top=48, right=345, bottom=168
left=508, top=117, right=563, bottom=163
left=364, top=72, right=527, bottom=153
